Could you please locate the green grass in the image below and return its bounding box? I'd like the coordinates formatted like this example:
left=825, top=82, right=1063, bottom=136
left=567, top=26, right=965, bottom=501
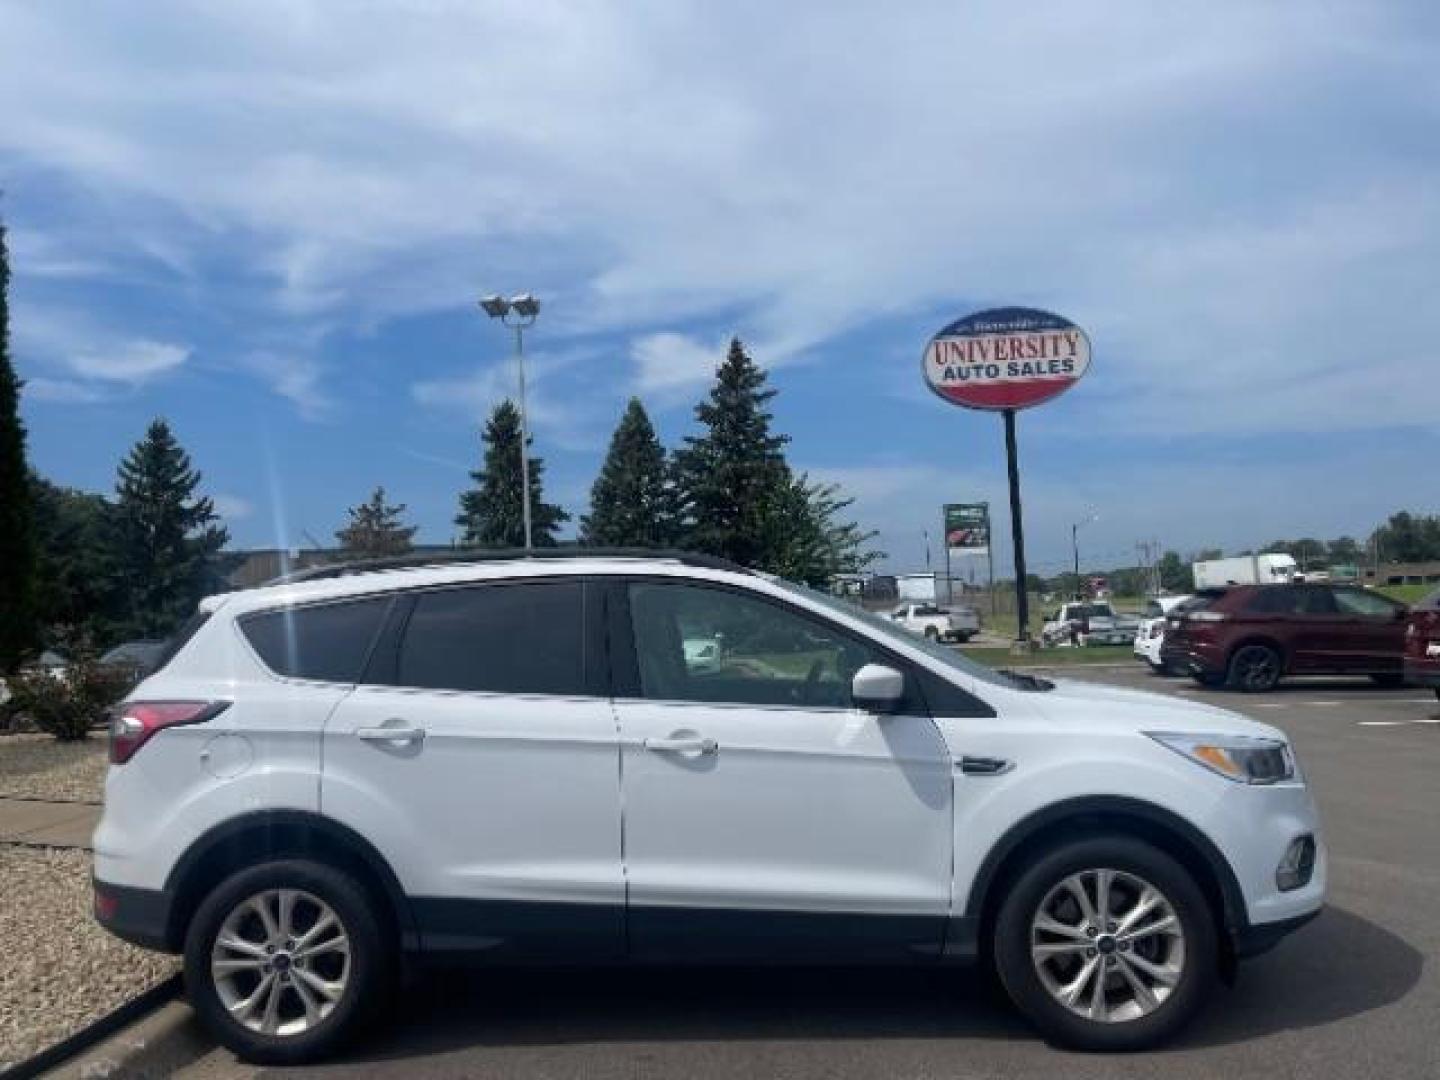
left=958, top=645, right=1140, bottom=668
left=1378, top=583, right=1438, bottom=605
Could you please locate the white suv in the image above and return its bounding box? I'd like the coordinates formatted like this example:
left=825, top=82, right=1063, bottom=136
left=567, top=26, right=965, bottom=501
left=93, top=552, right=1324, bottom=1064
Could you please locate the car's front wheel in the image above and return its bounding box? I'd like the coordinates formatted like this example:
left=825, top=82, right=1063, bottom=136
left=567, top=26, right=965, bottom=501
left=993, top=835, right=1217, bottom=1051
left=183, top=860, right=393, bottom=1065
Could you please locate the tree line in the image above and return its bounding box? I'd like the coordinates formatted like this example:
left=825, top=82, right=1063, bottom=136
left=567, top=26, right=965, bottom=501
left=1039, top=513, right=1440, bottom=599
left=1, top=210, right=875, bottom=670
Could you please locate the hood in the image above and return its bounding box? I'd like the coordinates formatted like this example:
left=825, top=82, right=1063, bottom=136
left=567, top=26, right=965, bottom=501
left=1034, top=678, right=1285, bottom=740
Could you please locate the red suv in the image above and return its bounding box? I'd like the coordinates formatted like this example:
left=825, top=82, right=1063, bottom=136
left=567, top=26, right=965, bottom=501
left=1161, top=584, right=1409, bottom=692
left=1404, top=587, right=1440, bottom=701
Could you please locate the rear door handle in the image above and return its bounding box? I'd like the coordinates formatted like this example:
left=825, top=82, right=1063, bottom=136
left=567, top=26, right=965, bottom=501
left=959, top=755, right=1013, bottom=776
left=644, top=735, right=717, bottom=755
left=356, top=725, right=426, bottom=744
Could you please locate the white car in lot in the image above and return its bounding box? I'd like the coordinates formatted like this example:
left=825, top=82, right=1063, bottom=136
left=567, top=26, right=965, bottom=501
left=1041, top=601, right=1141, bottom=647
left=1133, top=595, right=1194, bottom=673
left=93, top=552, right=1323, bottom=1064
left=889, top=602, right=982, bottom=642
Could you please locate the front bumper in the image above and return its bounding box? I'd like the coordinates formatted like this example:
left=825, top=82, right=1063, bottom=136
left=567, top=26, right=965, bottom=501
left=1199, top=778, right=1327, bottom=944
left=1232, top=908, right=1322, bottom=958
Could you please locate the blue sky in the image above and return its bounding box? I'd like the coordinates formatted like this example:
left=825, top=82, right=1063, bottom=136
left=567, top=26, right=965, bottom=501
left=2, top=1, right=1437, bottom=577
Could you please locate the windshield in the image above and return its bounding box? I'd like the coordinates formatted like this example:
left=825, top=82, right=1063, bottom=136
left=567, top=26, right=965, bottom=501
left=769, top=577, right=1033, bottom=691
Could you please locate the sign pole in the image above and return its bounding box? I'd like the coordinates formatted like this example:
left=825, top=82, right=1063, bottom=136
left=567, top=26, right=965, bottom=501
left=943, top=525, right=952, bottom=605
left=986, top=502, right=996, bottom=618
left=1002, top=408, right=1032, bottom=647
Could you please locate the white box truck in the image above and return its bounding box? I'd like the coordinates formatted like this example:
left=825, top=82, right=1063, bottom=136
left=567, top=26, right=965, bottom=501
left=1192, top=553, right=1299, bottom=589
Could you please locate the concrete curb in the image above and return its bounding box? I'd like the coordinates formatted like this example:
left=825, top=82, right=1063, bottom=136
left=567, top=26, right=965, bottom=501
left=2, top=974, right=205, bottom=1080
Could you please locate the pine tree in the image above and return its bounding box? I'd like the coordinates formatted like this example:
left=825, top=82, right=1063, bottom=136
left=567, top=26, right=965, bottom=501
left=456, top=399, right=568, bottom=547
left=113, top=419, right=229, bottom=637
left=0, top=217, right=38, bottom=672
left=335, top=486, right=418, bottom=558
left=763, top=473, right=881, bottom=588
left=581, top=397, right=675, bottom=547
left=674, top=338, right=791, bottom=568
left=30, top=473, right=126, bottom=649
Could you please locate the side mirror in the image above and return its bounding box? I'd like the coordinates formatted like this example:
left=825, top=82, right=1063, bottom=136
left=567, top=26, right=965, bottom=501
left=852, top=663, right=905, bottom=714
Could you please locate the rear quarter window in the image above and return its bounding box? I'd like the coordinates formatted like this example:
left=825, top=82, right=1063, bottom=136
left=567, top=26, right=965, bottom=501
left=147, top=611, right=213, bottom=675
left=240, top=596, right=391, bottom=683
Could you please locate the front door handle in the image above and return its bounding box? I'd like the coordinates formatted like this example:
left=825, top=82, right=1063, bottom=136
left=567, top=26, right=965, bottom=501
left=644, top=735, right=718, bottom=755
left=356, top=725, right=426, bottom=744
left=959, top=755, right=1013, bottom=776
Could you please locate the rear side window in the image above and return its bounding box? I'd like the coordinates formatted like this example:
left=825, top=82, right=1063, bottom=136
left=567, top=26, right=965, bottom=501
left=1244, top=588, right=1300, bottom=615
left=241, top=597, right=390, bottom=683
left=394, top=581, right=586, bottom=695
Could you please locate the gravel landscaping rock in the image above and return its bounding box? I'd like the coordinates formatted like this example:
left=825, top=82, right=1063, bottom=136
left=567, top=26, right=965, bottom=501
left=0, top=846, right=177, bottom=1072
left=0, top=733, right=108, bottom=803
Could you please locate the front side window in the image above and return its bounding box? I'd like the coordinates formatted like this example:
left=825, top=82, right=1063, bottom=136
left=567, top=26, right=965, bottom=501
left=627, top=582, right=880, bottom=708
left=1333, top=588, right=1401, bottom=618
left=395, top=581, right=586, bottom=695
left=241, top=597, right=390, bottom=683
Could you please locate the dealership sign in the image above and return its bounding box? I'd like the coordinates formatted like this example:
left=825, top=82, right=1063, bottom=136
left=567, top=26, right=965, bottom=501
left=944, top=503, right=989, bottom=557
left=922, top=306, right=1090, bottom=411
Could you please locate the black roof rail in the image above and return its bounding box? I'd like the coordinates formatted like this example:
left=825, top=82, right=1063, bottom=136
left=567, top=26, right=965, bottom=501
left=262, top=547, right=752, bottom=587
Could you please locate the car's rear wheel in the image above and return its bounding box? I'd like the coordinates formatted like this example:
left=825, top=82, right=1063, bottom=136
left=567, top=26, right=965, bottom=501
left=924, top=626, right=939, bottom=641
left=183, top=860, right=393, bottom=1065
left=993, top=835, right=1217, bottom=1051
left=1227, top=644, right=1282, bottom=692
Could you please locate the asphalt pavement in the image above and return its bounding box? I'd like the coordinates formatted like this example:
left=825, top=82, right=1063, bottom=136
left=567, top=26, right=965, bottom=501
left=158, top=669, right=1440, bottom=1080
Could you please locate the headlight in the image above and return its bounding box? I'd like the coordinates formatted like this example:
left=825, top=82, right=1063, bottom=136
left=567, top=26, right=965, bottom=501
left=1147, top=733, right=1296, bottom=785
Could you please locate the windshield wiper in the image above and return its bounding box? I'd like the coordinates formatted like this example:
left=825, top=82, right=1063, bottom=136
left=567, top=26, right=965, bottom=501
left=995, top=668, right=1055, bottom=691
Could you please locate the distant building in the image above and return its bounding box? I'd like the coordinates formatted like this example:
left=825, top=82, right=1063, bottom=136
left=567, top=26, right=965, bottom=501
left=1363, top=561, right=1440, bottom=587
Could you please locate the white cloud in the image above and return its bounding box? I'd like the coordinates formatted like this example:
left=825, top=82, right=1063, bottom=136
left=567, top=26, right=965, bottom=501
left=630, top=333, right=726, bottom=397
left=23, top=377, right=108, bottom=404
left=237, top=352, right=333, bottom=422
left=211, top=494, right=254, bottom=521
left=0, top=1, right=1436, bottom=439
left=68, top=339, right=189, bottom=382
left=410, top=347, right=604, bottom=451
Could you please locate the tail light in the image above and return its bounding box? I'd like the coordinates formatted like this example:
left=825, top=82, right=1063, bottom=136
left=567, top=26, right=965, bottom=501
left=109, top=701, right=229, bottom=764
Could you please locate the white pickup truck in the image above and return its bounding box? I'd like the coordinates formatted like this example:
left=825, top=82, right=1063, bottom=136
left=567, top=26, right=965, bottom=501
left=1041, top=600, right=1141, bottom=647
left=889, top=603, right=982, bottom=643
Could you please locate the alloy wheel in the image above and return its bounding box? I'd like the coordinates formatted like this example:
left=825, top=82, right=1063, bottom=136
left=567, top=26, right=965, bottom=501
left=210, top=888, right=351, bottom=1037
left=1029, top=868, right=1186, bottom=1023
left=1232, top=646, right=1280, bottom=691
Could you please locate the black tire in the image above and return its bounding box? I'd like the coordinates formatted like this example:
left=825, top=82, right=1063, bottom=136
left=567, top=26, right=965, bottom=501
left=923, top=626, right=939, bottom=642
left=183, top=859, right=394, bottom=1065
left=1226, top=644, right=1282, bottom=692
left=1369, top=673, right=1405, bottom=688
left=992, top=835, right=1218, bottom=1051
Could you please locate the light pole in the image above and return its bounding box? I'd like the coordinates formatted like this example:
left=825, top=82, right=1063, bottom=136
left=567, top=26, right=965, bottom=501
left=479, top=293, right=541, bottom=550
left=1071, top=512, right=1099, bottom=598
